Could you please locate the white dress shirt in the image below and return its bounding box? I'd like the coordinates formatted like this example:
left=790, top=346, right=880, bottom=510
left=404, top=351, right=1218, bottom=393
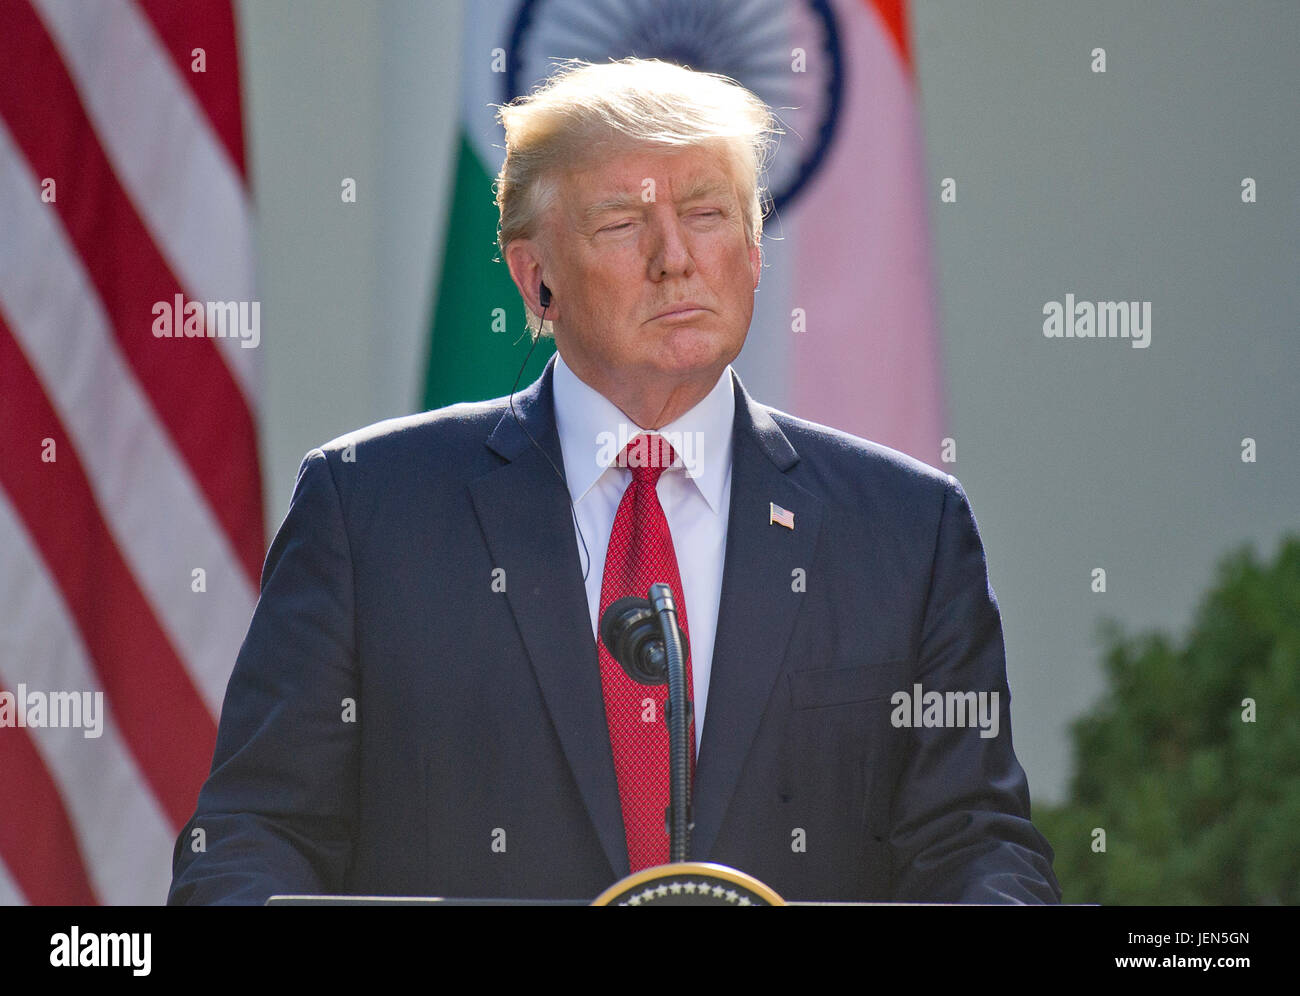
left=551, top=352, right=735, bottom=750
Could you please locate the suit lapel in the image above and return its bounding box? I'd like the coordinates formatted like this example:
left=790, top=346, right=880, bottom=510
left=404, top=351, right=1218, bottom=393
left=467, top=356, right=628, bottom=878
left=691, top=370, right=825, bottom=860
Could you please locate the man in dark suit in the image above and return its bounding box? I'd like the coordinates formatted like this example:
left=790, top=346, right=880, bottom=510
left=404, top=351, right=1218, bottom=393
left=169, top=59, right=1059, bottom=904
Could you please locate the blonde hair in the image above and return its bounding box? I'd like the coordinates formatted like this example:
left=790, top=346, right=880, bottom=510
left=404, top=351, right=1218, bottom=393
left=494, top=58, right=779, bottom=335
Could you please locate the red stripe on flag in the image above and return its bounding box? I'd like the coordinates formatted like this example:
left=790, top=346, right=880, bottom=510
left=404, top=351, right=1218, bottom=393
left=0, top=320, right=218, bottom=829
left=137, top=0, right=248, bottom=182
left=0, top=0, right=265, bottom=587
left=0, top=707, right=99, bottom=904
left=866, top=0, right=913, bottom=71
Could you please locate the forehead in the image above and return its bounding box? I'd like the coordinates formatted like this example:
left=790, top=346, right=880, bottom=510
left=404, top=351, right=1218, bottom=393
left=556, top=144, right=739, bottom=216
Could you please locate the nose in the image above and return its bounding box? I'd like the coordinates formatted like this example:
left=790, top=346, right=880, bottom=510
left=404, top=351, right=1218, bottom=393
left=646, top=205, right=695, bottom=281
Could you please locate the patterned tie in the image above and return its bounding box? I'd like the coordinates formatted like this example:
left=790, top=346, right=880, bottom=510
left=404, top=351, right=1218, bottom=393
left=598, top=432, right=695, bottom=871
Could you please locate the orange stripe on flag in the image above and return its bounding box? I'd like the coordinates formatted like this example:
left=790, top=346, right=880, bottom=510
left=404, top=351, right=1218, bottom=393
left=866, top=0, right=913, bottom=71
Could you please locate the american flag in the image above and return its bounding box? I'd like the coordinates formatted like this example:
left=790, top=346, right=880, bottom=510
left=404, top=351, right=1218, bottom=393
left=0, top=0, right=261, bottom=904
left=769, top=502, right=795, bottom=530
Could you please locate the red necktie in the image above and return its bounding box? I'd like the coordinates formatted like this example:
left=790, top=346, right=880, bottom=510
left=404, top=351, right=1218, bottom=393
left=598, top=433, right=695, bottom=871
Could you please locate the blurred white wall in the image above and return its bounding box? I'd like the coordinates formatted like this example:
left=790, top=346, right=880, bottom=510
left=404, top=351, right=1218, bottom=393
left=238, top=0, right=461, bottom=522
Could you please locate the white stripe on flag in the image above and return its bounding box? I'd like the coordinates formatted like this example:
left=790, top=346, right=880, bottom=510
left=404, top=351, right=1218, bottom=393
left=0, top=854, right=22, bottom=907
left=0, top=120, right=256, bottom=718
left=0, top=491, right=175, bottom=906
left=31, top=0, right=259, bottom=403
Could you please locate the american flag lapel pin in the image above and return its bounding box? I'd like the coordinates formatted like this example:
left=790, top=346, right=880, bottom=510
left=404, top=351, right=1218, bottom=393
left=769, top=502, right=795, bottom=530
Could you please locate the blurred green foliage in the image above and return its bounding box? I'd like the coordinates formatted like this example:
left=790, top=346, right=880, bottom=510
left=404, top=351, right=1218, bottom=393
left=1034, top=537, right=1300, bottom=904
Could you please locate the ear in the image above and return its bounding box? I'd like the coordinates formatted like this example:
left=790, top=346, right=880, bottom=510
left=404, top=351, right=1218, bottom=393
left=749, top=241, right=762, bottom=290
left=504, top=239, right=553, bottom=319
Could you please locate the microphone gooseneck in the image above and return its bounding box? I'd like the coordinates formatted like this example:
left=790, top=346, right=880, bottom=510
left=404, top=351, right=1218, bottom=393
left=648, top=583, right=692, bottom=863
left=599, top=588, right=694, bottom=863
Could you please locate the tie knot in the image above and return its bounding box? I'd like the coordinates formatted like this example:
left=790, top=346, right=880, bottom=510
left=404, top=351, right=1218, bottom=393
left=616, top=433, right=679, bottom=485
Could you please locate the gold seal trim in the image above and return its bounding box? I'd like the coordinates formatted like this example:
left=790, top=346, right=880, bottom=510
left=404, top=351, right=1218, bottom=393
left=591, top=862, right=786, bottom=906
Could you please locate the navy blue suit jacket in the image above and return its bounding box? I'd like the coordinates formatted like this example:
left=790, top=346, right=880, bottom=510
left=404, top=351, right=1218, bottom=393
left=169, top=357, right=1060, bottom=904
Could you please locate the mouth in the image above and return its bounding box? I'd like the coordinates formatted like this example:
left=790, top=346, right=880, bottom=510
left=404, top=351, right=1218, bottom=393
left=650, top=303, right=709, bottom=322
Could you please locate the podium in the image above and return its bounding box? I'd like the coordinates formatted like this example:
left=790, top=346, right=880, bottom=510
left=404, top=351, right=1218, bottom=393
left=268, top=861, right=788, bottom=906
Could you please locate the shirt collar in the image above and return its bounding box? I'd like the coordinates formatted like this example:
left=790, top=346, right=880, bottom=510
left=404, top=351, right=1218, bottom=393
left=552, top=350, right=735, bottom=514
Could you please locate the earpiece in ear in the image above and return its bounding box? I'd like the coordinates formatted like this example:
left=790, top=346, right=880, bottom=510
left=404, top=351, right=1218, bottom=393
left=539, top=282, right=553, bottom=309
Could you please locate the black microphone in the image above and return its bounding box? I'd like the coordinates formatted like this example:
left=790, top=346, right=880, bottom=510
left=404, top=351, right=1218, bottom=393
left=599, top=596, right=690, bottom=686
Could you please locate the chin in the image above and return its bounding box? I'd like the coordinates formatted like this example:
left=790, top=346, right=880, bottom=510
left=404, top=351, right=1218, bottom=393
left=656, top=327, right=740, bottom=370
left=647, top=349, right=726, bottom=382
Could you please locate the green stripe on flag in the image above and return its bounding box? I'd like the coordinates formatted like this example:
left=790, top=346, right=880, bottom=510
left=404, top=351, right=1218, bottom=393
left=422, top=132, right=554, bottom=410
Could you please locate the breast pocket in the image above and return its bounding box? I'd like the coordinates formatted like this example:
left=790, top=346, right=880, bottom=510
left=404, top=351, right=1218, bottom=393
left=788, top=659, right=911, bottom=711
left=781, top=660, right=912, bottom=838
left=785, top=659, right=912, bottom=766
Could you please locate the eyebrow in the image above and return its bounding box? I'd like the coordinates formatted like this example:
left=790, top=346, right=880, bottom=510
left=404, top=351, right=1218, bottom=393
left=579, top=178, right=734, bottom=225
left=580, top=194, right=641, bottom=224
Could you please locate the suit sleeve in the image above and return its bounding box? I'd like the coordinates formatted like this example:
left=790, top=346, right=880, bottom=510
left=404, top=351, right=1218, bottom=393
left=167, top=449, right=360, bottom=905
left=888, top=475, right=1062, bottom=903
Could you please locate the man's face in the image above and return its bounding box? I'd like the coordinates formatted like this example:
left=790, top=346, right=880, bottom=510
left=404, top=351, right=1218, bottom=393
left=521, top=143, right=761, bottom=419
